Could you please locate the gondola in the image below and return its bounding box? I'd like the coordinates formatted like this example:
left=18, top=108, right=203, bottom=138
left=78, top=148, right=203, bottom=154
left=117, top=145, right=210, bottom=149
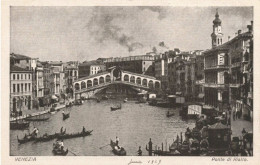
left=66, top=102, right=73, bottom=108
left=34, top=130, right=66, bottom=142
left=166, top=112, right=175, bottom=117
left=53, top=148, right=69, bottom=156
left=62, top=112, right=70, bottom=120
left=24, top=115, right=50, bottom=121
left=17, top=134, right=36, bottom=144
left=10, top=120, right=30, bottom=130
left=111, top=104, right=121, bottom=111
left=110, top=140, right=126, bottom=156
left=57, top=130, right=93, bottom=140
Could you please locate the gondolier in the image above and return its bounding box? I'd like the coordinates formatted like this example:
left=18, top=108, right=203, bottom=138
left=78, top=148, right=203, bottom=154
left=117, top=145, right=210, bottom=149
left=116, top=136, right=119, bottom=146
left=82, top=126, right=86, bottom=133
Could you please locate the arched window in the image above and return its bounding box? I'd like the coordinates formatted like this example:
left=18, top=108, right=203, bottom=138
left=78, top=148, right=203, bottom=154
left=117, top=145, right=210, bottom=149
left=124, top=75, right=129, bottom=82
left=81, top=81, right=86, bottom=89
left=155, top=82, right=160, bottom=89
left=75, top=83, right=80, bottom=90
left=142, top=79, right=147, bottom=87
left=136, top=77, right=141, bottom=85
left=99, top=77, right=104, bottom=84
left=130, top=76, right=135, bottom=83
left=105, top=75, right=111, bottom=83
left=148, top=80, right=153, bottom=89
left=87, top=80, right=92, bottom=88
left=93, top=78, right=98, bottom=86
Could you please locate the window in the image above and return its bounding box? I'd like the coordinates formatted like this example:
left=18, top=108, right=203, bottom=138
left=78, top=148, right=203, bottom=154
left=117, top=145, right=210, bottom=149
left=25, top=74, right=27, bottom=80
left=17, top=84, right=20, bottom=92
left=25, top=83, right=27, bottom=92
left=21, top=74, right=23, bottom=80
left=13, top=84, right=15, bottom=93
left=17, top=74, right=19, bottom=80
left=29, top=84, right=31, bottom=91
left=13, top=74, right=15, bottom=80
left=21, top=84, right=23, bottom=92
left=29, top=74, right=30, bottom=79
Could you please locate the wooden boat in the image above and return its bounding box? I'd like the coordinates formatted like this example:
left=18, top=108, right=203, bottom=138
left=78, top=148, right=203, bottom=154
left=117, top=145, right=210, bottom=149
left=35, top=130, right=66, bottom=142
left=102, top=96, right=109, bottom=100
left=66, top=102, right=73, bottom=108
left=57, top=130, right=93, bottom=140
left=17, top=134, right=36, bottom=144
left=24, top=114, right=50, bottom=121
left=62, top=112, right=70, bottom=120
left=110, top=140, right=126, bottom=156
left=52, top=147, right=69, bottom=156
left=166, top=111, right=175, bottom=117
left=111, top=104, right=121, bottom=111
left=10, top=120, right=30, bottom=130
left=74, top=100, right=83, bottom=105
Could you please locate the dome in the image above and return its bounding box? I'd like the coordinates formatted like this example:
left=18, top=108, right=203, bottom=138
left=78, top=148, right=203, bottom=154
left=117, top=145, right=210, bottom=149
left=213, top=11, right=221, bottom=25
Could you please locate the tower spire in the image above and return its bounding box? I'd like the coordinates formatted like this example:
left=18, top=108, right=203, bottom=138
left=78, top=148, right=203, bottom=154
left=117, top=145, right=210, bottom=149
left=211, top=9, right=223, bottom=48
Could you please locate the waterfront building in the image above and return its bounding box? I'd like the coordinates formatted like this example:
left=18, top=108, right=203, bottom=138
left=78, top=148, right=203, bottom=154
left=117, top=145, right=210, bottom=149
left=204, top=11, right=253, bottom=117
left=49, top=61, right=66, bottom=95
left=168, top=52, right=196, bottom=100
left=154, top=50, right=179, bottom=91
left=41, top=61, right=52, bottom=96
left=79, top=60, right=106, bottom=78
left=10, top=65, right=33, bottom=116
left=64, top=61, right=79, bottom=98
left=194, top=51, right=205, bottom=102
left=105, top=54, right=154, bottom=77
left=204, top=11, right=229, bottom=112
left=228, top=22, right=253, bottom=120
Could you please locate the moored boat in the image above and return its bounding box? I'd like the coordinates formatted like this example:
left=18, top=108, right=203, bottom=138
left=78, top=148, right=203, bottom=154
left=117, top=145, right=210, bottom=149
left=57, top=130, right=93, bottom=140
left=62, top=112, right=70, bottom=120
left=24, top=114, right=50, bottom=121
left=110, top=140, right=126, bottom=156
left=17, top=134, right=36, bottom=144
left=111, top=104, right=121, bottom=111
left=166, top=111, right=175, bottom=117
left=10, top=120, right=30, bottom=130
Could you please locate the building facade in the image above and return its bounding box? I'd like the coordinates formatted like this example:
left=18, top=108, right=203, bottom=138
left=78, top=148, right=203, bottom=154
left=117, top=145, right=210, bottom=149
left=79, top=60, right=106, bottom=78
left=204, top=11, right=253, bottom=116
left=10, top=65, right=33, bottom=116
left=228, top=22, right=253, bottom=120
left=105, top=55, right=154, bottom=76
left=168, top=54, right=196, bottom=100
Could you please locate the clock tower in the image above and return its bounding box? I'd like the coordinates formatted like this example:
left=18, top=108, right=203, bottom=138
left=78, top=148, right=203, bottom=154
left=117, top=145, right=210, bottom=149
left=211, top=9, right=223, bottom=48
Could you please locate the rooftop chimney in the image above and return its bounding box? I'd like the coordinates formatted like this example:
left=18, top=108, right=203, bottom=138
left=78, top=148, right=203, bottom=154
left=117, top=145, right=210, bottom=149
left=238, top=30, right=242, bottom=35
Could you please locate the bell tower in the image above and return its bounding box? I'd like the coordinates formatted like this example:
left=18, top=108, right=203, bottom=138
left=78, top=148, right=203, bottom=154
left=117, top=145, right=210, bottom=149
left=211, top=9, right=223, bottom=48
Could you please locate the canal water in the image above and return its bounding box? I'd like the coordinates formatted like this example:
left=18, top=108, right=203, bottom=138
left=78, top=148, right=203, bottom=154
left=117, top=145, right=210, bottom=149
left=10, top=99, right=195, bottom=156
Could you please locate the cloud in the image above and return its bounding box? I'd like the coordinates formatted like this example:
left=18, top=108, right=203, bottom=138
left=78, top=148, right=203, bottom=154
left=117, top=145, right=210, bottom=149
left=159, top=41, right=169, bottom=49
left=86, top=7, right=143, bottom=52
left=138, top=6, right=167, bottom=20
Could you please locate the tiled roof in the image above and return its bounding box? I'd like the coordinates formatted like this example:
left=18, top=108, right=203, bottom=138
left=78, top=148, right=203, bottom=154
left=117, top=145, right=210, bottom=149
left=204, top=31, right=253, bottom=54
left=208, top=122, right=229, bottom=129
left=10, top=53, right=31, bottom=60
left=80, top=60, right=104, bottom=66
left=10, top=65, right=31, bottom=72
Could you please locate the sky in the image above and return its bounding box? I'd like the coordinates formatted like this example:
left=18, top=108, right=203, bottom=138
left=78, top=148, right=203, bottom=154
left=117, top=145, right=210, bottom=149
left=11, top=6, right=253, bottom=62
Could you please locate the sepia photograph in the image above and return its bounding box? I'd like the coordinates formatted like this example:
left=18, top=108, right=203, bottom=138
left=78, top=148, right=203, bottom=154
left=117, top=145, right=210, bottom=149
left=2, top=2, right=257, bottom=163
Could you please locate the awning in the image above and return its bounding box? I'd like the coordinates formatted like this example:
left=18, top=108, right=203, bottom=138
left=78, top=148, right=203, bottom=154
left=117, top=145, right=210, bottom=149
left=168, top=95, right=177, bottom=98
left=176, top=92, right=182, bottom=95
left=198, top=93, right=204, bottom=99
left=51, top=95, right=58, bottom=100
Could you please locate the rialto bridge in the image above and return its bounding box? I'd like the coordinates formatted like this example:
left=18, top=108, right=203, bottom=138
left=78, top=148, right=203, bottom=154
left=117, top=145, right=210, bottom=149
left=73, top=67, right=161, bottom=98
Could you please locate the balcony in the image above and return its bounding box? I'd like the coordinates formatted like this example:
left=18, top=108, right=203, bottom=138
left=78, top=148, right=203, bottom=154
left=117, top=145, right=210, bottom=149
left=231, top=62, right=241, bottom=68
left=229, top=84, right=240, bottom=88
left=204, top=83, right=228, bottom=89
left=204, top=65, right=229, bottom=71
